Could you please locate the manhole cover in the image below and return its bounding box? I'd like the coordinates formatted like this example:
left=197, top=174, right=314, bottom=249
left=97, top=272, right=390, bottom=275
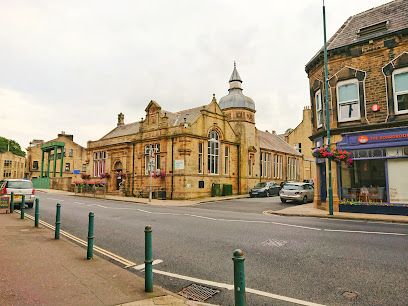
left=178, top=283, right=219, bottom=302
left=342, top=290, right=359, bottom=300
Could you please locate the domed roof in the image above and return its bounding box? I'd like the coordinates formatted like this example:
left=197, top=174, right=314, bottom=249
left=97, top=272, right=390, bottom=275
left=219, top=62, right=255, bottom=111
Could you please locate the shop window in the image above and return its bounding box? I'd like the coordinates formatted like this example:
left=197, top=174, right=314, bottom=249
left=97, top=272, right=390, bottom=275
left=393, top=67, right=408, bottom=114
left=32, top=161, right=39, bottom=170
left=340, top=160, right=387, bottom=203
left=337, top=79, right=360, bottom=122
left=315, top=90, right=323, bottom=127
left=388, top=159, right=408, bottom=204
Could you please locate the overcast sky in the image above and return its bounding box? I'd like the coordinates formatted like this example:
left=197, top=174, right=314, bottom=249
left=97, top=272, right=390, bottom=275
left=0, top=0, right=391, bottom=149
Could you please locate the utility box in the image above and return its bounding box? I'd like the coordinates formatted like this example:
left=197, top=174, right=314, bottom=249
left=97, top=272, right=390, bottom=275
left=211, top=184, right=222, bottom=197
left=222, top=184, right=233, bottom=196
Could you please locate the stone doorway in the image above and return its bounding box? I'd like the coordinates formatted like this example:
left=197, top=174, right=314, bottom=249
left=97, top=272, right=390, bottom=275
left=114, top=161, right=123, bottom=190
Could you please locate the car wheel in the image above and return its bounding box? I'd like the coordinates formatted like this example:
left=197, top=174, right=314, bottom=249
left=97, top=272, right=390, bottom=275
left=302, top=196, right=307, bottom=204
left=281, top=198, right=286, bottom=203
left=266, top=191, right=270, bottom=197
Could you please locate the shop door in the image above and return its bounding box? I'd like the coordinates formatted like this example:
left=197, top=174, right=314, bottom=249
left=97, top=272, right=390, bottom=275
left=319, top=163, right=327, bottom=201
left=387, top=159, right=408, bottom=204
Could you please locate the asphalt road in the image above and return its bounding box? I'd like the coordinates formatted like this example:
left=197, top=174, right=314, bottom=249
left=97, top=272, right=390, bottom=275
left=29, top=193, right=408, bottom=306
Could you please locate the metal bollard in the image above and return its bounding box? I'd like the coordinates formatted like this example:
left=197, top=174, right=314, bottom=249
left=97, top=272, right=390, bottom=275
left=34, top=198, right=40, bottom=227
left=55, top=203, right=61, bottom=239
left=144, top=225, right=153, bottom=292
left=87, top=212, right=94, bottom=260
left=233, top=249, right=246, bottom=306
left=20, top=195, right=25, bottom=219
left=10, top=192, right=14, bottom=213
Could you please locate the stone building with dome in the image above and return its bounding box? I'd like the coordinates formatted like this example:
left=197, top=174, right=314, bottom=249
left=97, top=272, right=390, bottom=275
left=87, top=64, right=302, bottom=199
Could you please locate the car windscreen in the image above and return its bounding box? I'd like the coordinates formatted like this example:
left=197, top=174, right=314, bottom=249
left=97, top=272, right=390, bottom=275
left=282, top=184, right=301, bottom=190
left=7, top=181, right=33, bottom=189
left=254, top=182, right=267, bottom=188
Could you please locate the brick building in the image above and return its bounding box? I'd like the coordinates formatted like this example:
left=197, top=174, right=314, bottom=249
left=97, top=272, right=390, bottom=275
left=306, top=0, right=408, bottom=213
left=0, top=151, right=25, bottom=180
left=88, top=64, right=302, bottom=199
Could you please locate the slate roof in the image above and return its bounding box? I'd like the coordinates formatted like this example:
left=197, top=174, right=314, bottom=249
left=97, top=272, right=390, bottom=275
left=165, top=105, right=205, bottom=127
left=306, top=0, right=408, bottom=70
left=100, top=122, right=140, bottom=140
left=257, top=129, right=302, bottom=156
left=327, top=0, right=408, bottom=50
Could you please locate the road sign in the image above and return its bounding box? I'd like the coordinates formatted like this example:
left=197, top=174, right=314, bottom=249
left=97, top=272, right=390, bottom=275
left=73, top=169, right=80, bottom=174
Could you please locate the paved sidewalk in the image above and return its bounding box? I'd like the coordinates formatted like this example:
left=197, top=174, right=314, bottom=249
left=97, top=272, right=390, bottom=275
left=266, top=203, right=408, bottom=223
left=36, top=189, right=248, bottom=207
left=0, top=213, right=214, bottom=306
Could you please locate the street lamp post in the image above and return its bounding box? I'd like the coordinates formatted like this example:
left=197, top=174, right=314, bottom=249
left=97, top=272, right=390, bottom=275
left=323, top=0, right=334, bottom=215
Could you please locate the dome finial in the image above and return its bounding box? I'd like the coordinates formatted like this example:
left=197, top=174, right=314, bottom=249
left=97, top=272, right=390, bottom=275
left=234, top=61, right=236, bottom=68
left=229, top=61, right=242, bottom=83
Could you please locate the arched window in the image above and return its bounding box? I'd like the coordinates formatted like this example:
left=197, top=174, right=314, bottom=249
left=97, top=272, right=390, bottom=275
left=208, top=130, right=219, bottom=174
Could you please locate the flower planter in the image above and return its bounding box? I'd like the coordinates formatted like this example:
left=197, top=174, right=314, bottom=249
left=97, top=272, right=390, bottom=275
left=339, top=204, right=408, bottom=216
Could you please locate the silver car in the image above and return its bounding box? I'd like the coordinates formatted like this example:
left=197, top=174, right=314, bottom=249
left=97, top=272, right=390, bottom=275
left=279, top=182, right=314, bottom=204
left=0, top=179, right=36, bottom=208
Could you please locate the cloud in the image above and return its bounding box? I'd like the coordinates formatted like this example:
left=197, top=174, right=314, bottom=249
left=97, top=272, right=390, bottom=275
left=0, top=0, right=391, bottom=149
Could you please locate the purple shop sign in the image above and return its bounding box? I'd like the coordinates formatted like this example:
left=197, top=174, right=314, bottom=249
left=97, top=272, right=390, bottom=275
left=337, top=127, right=408, bottom=150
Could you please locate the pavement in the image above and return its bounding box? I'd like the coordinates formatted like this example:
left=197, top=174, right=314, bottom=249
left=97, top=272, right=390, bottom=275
left=0, top=212, right=214, bottom=306
left=37, top=189, right=408, bottom=224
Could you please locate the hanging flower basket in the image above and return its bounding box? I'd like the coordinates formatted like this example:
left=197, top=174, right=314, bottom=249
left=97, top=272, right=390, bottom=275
left=312, top=146, right=353, bottom=167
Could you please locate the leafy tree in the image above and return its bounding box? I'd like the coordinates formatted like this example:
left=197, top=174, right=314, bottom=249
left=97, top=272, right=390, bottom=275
left=0, top=137, right=26, bottom=157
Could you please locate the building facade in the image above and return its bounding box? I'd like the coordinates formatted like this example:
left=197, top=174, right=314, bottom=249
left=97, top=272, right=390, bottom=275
left=87, top=64, right=302, bottom=199
left=26, top=132, right=87, bottom=179
left=0, top=151, right=25, bottom=181
left=306, top=0, right=408, bottom=213
left=283, top=106, right=315, bottom=181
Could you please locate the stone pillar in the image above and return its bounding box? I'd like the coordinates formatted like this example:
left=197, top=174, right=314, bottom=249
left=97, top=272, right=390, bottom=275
left=331, top=161, right=340, bottom=212
left=40, top=150, right=45, bottom=178
left=313, top=162, right=321, bottom=208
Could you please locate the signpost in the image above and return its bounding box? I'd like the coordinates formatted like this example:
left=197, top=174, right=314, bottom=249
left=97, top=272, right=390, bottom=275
left=0, top=196, right=10, bottom=214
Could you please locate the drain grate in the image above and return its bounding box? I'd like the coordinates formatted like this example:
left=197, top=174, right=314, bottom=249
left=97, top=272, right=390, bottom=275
left=178, top=283, right=220, bottom=302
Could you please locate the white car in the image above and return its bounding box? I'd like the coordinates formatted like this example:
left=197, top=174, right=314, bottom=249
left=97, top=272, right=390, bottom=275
left=1, top=179, right=36, bottom=208
left=279, top=182, right=314, bottom=204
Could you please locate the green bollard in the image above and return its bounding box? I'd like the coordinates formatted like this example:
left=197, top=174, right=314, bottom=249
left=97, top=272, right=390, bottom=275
left=34, top=198, right=40, bottom=227
left=10, top=192, right=14, bottom=213
left=144, top=225, right=153, bottom=292
left=233, top=249, right=246, bottom=306
left=20, top=195, right=25, bottom=219
left=55, top=203, right=61, bottom=239
left=87, top=212, right=94, bottom=260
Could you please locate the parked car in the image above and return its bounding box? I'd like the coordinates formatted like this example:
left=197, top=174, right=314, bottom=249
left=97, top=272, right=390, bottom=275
left=249, top=181, right=280, bottom=197
left=279, top=182, right=314, bottom=204
left=0, top=179, right=36, bottom=208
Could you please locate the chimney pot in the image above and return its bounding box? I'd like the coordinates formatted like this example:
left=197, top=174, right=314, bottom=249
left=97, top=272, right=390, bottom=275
left=117, top=113, right=125, bottom=126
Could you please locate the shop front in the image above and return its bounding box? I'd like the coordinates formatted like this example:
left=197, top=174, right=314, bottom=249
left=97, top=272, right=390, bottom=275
left=336, top=127, right=408, bottom=215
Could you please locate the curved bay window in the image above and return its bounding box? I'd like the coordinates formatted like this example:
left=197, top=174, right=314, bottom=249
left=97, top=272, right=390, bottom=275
left=208, top=130, right=219, bottom=174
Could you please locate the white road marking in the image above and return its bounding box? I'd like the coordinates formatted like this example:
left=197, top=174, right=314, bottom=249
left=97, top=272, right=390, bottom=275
left=323, top=229, right=407, bottom=236
left=74, top=201, right=86, bottom=204
left=46, top=198, right=65, bottom=202
left=152, top=269, right=325, bottom=306
left=131, top=259, right=163, bottom=270
left=41, top=200, right=408, bottom=236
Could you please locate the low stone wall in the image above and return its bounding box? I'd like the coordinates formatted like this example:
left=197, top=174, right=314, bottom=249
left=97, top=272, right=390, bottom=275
left=50, top=177, right=73, bottom=191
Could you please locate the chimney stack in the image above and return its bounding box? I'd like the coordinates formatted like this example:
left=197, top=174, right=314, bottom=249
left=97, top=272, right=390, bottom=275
left=117, top=113, right=124, bottom=126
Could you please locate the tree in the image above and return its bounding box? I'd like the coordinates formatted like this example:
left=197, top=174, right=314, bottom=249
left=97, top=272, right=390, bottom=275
left=0, top=137, right=26, bottom=157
